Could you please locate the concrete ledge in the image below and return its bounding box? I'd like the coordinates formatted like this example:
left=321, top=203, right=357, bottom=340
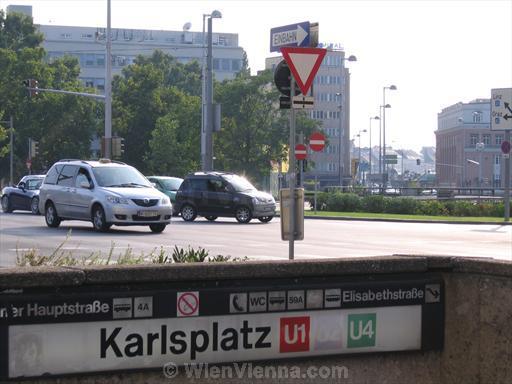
left=0, top=266, right=85, bottom=289
left=73, top=256, right=428, bottom=285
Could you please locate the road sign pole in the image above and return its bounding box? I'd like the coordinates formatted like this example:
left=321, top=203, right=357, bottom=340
left=505, top=130, right=510, bottom=222
left=289, top=76, right=296, bottom=260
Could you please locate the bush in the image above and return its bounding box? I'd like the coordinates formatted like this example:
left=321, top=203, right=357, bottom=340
left=384, top=197, right=419, bottom=214
left=361, top=195, right=386, bottom=213
left=325, top=192, right=361, bottom=212
left=417, top=200, right=448, bottom=216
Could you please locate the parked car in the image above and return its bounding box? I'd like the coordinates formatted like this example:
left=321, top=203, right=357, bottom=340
left=173, top=172, right=276, bottom=223
left=146, top=176, right=183, bottom=203
left=38, top=159, right=172, bottom=233
left=1, top=175, right=45, bottom=214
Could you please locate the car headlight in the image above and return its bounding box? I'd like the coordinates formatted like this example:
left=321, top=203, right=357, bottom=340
left=161, top=196, right=171, bottom=205
left=106, top=196, right=129, bottom=204
left=252, top=197, right=268, bottom=204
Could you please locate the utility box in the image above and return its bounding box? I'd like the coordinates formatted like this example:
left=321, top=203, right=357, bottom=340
left=280, top=188, right=304, bottom=240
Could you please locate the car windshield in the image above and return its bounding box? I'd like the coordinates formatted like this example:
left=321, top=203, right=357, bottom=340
left=222, top=174, right=256, bottom=192
left=92, top=167, right=152, bottom=188
left=160, top=178, right=183, bottom=191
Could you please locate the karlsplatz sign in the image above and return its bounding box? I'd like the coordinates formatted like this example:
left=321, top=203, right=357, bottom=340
left=0, top=276, right=443, bottom=379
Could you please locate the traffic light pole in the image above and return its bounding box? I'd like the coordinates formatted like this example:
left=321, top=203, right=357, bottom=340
left=505, top=130, right=510, bottom=222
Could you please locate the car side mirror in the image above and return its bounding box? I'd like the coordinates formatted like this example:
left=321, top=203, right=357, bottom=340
left=18, top=182, right=26, bottom=191
left=79, top=181, right=92, bottom=189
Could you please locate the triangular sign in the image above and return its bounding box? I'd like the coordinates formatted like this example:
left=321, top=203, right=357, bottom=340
left=280, top=47, right=327, bottom=95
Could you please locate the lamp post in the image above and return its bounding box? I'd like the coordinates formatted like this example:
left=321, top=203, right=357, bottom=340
left=0, top=117, right=13, bottom=185
left=202, top=10, right=222, bottom=171
left=475, top=141, right=484, bottom=187
left=382, top=84, right=397, bottom=185
left=369, top=115, right=380, bottom=184
left=379, top=103, right=391, bottom=189
left=357, top=129, right=367, bottom=184
left=335, top=54, right=357, bottom=187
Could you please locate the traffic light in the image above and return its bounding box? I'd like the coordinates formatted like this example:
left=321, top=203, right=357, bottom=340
left=112, top=137, right=125, bottom=158
left=416, top=159, right=421, bottom=165
left=23, top=79, right=39, bottom=97
left=29, top=139, right=39, bottom=158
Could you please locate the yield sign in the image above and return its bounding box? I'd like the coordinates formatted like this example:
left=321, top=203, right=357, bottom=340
left=280, top=47, right=327, bottom=95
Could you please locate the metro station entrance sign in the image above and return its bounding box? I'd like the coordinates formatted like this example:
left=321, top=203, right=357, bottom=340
left=0, top=275, right=444, bottom=379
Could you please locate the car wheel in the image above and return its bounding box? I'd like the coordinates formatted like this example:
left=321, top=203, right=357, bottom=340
left=45, top=202, right=61, bottom=228
left=92, top=205, right=111, bottom=232
left=235, top=206, right=252, bottom=223
left=31, top=197, right=40, bottom=215
left=258, top=216, right=273, bottom=223
left=149, top=223, right=166, bottom=233
left=205, top=215, right=218, bottom=221
left=1, top=195, right=12, bottom=213
left=181, top=204, right=197, bottom=222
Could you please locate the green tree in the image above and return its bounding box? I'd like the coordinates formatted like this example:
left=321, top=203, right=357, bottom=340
left=214, top=69, right=320, bottom=183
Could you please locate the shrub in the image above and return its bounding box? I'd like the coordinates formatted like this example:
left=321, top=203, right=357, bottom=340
left=417, top=200, right=448, bottom=216
left=326, top=192, right=361, bottom=212
left=384, top=197, right=419, bottom=214
left=361, top=195, right=386, bottom=213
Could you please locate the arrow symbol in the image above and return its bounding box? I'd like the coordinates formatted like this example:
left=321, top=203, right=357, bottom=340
left=427, top=288, right=440, bottom=299
left=504, top=114, right=512, bottom=120
left=296, top=25, right=308, bottom=46
left=505, top=102, right=512, bottom=114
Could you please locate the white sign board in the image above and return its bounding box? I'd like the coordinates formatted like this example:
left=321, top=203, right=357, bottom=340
left=8, top=306, right=421, bottom=378
left=491, top=88, right=512, bottom=131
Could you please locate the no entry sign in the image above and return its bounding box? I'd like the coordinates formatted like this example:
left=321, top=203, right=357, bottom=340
left=309, top=132, right=325, bottom=152
left=501, top=140, right=511, bottom=154
left=295, top=144, right=307, bottom=160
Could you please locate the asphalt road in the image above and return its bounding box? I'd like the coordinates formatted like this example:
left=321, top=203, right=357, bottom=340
left=0, top=211, right=511, bottom=267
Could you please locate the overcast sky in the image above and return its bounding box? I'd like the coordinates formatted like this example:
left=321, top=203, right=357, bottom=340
left=2, top=0, right=511, bottom=151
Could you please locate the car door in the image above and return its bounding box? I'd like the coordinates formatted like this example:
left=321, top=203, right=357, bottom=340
left=54, top=165, right=79, bottom=218
left=68, top=167, right=94, bottom=219
left=206, top=177, right=234, bottom=215
left=9, top=182, right=29, bottom=210
left=189, top=178, right=209, bottom=214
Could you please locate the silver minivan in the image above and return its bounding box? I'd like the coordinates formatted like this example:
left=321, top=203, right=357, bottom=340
left=38, top=159, right=172, bottom=232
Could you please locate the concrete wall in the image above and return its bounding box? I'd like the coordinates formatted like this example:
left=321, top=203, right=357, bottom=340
left=2, top=255, right=511, bottom=384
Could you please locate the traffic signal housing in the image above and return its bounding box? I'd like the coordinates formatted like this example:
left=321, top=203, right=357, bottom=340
left=23, top=79, right=39, bottom=97
left=29, top=139, right=39, bottom=158
left=112, top=136, right=125, bottom=158
left=416, top=159, right=421, bottom=165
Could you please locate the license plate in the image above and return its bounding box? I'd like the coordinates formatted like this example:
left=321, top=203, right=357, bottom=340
left=138, top=210, right=158, bottom=217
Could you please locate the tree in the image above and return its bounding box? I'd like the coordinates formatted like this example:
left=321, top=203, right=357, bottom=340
left=112, top=50, right=202, bottom=173
left=214, top=69, right=320, bottom=184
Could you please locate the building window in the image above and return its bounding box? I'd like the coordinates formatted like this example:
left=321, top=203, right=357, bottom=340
left=221, top=59, right=230, bottom=71
left=328, top=163, right=337, bottom=172
left=495, top=135, right=504, bottom=145
left=231, top=59, right=241, bottom=71
left=473, top=111, right=482, bottom=123
left=493, top=174, right=501, bottom=188
left=60, top=33, right=72, bottom=39
left=482, top=134, right=491, bottom=145
left=470, top=134, right=479, bottom=146
left=213, top=59, right=220, bottom=70
left=495, top=155, right=501, bottom=165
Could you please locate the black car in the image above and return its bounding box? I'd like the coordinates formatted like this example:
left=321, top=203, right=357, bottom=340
left=173, top=172, right=276, bottom=223
left=1, top=175, right=45, bottom=214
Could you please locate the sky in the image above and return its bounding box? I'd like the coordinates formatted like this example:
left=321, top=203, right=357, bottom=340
left=1, top=0, right=511, bottom=152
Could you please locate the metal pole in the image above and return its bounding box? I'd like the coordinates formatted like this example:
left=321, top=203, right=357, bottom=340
left=358, top=134, right=361, bottom=184
left=204, top=17, right=214, bottom=171
left=201, top=15, right=207, bottom=171
left=369, top=117, right=372, bottom=184
left=299, top=133, right=304, bottom=188
left=289, top=77, right=296, bottom=260
left=379, top=107, right=382, bottom=190
left=382, top=89, right=387, bottom=186
left=9, top=116, right=13, bottom=185
left=338, top=103, right=342, bottom=187
left=104, top=0, right=112, bottom=159
left=504, top=130, right=511, bottom=221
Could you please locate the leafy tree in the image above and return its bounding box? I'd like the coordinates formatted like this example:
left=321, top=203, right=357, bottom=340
left=214, top=69, right=320, bottom=183
left=112, top=50, right=202, bottom=173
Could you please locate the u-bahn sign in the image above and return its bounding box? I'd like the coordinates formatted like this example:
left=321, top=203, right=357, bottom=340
left=0, top=275, right=444, bottom=379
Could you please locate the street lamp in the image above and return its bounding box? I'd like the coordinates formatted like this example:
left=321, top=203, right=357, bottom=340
left=357, top=129, right=367, bottom=184
left=475, top=141, right=484, bottom=187
left=382, top=84, right=397, bottom=185
left=202, top=10, right=222, bottom=171
left=368, top=115, right=380, bottom=183
left=379, top=103, right=391, bottom=186
left=335, top=54, right=357, bottom=187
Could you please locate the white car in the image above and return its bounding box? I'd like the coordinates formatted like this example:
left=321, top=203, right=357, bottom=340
left=38, top=159, right=172, bottom=232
